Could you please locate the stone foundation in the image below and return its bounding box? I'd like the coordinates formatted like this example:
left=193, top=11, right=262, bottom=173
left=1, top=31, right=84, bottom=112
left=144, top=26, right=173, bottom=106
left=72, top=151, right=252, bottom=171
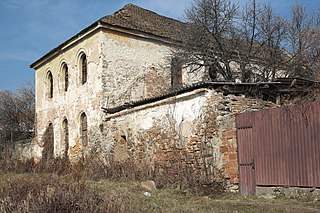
left=256, top=186, right=320, bottom=201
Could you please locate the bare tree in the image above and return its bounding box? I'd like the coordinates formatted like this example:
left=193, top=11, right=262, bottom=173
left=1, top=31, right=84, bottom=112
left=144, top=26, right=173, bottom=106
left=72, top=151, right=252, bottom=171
left=0, top=82, right=35, bottom=142
left=256, top=3, right=287, bottom=81
left=178, top=0, right=239, bottom=81
left=177, top=0, right=320, bottom=82
left=285, top=3, right=320, bottom=79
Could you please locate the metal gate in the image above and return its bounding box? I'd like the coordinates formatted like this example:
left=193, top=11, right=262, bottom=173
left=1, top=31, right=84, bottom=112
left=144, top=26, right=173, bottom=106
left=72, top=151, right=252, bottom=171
left=236, top=113, right=256, bottom=195
left=236, top=101, right=320, bottom=195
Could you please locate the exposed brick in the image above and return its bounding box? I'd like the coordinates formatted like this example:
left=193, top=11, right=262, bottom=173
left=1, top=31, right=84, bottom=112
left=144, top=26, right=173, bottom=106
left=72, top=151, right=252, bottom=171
left=220, top=146, right=228, bottom=153
left=229, top=153, right=238, bottom=160
left=224, top=160, right=238, bottom=168
left=228, top=147, right=237, bottom=152
left=222, top=154, right=229, bottom=161
left=222, top=130, right=236, bottom=138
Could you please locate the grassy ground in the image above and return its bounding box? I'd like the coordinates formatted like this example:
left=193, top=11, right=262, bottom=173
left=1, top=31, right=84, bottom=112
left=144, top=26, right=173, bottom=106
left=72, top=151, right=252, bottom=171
left=0, top=172, right=319, bottom=213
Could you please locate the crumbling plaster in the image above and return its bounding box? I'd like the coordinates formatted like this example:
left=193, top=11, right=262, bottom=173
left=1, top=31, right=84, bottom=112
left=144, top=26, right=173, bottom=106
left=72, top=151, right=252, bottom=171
left=102, top=88, right=276, bottom=185
left=33, top=28, right=199, bottom=160
left=31, top=23, right=277, bottom=186
left=34, top=31, right=102, bottom=159
left=101, top=29, right=174, bottom=107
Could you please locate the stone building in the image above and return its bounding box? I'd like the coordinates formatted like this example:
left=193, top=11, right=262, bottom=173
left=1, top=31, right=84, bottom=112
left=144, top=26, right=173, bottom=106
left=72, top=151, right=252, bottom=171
left=30, top=4, right=314, bottom=187
left=30, top=4, right=199, bottom=159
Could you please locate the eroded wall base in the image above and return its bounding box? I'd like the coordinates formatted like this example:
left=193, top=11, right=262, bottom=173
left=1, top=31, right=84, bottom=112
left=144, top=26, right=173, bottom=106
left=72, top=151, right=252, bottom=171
left=100, top=88, right=275, bottom=189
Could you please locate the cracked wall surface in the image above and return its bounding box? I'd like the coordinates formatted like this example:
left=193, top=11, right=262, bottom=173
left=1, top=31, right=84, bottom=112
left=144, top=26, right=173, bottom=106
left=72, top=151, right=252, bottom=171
left=33, top=29, right=193, bottom=160
left=100, top=30, right=173, bottom=108
left=102, top=89, right=276, bottom=187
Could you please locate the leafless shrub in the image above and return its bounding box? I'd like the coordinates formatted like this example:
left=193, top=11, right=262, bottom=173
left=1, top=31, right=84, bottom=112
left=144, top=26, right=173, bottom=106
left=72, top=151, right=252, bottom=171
left=0, top=82, right=34, bottom=142
left=154, top=156, right=225, bottom=196
left=0, top=175, right=107, bottom=213
left=0, top=152, right=225, bottom=197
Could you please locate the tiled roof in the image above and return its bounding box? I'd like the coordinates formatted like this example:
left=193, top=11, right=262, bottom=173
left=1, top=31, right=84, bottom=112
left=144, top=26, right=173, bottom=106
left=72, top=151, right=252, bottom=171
left=99, top=4, right=187, bottom=42
left=30, top=4, right=187, bottom=68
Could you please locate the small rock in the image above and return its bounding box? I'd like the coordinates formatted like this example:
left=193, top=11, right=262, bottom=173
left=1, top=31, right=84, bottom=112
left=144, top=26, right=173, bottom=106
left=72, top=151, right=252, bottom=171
left=143, top=192, right=151, bottom=197
left=203, top=196, right=211, bottom=200
left=228, top=184, right=239, bottom=192
left=258, top=194, right=276, bottom=199
left=141, top=180, right=157, bottom=191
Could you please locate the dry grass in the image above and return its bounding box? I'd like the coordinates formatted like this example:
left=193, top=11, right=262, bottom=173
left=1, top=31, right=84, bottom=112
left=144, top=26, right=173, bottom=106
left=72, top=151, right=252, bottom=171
left=0, top=156, right=226, bottom=196
left=0, top=172, right=319, bottom=213
left=0, top=157, right=319, bottom=212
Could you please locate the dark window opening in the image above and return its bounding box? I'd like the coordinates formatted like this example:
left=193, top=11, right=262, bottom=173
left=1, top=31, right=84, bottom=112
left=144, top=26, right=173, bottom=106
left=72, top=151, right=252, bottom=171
left=47, top=71, right=53, bottom=98
left=62, top=63, right=69, bottom=92
left=62, top=118, right=69, bottom=158
left=80, top=112, right=88, bottom=146
left=80, top=54, right=87, bottom=84
left=121, top=135, right=127, bottom=141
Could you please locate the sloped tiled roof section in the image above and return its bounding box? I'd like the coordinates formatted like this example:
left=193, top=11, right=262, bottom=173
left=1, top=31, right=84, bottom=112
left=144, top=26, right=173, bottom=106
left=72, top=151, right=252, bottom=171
left=30, top=4, right=186, bottom=69
left=99, top=4, right=187, bottom=42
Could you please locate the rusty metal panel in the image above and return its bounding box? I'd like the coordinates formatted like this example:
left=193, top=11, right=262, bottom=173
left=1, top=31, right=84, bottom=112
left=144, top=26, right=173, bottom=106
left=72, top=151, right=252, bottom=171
left=237, top=101, right=320, bottom=189
left=236, top=113, right=256, bottom=195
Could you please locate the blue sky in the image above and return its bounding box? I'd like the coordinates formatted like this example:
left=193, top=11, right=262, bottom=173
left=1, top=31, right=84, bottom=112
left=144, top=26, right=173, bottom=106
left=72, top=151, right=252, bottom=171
left=0, top=0, right=318, bottom=91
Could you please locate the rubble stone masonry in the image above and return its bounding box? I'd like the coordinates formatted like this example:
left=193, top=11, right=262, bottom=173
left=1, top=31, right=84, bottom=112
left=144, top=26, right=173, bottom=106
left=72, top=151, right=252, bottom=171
left=101, top=88, right=276, bottom=188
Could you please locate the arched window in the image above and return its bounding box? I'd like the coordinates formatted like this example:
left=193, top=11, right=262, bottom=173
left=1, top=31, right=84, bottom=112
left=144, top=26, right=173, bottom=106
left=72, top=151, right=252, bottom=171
left=80, top=112, right=88, bottom=146
left=61, top=63, right=68, bottom=92
left=47, top=71, right=53, bottom=98
left=79, top=53, right=87, bottom=84
left=62, top=118, right=69, bottom=157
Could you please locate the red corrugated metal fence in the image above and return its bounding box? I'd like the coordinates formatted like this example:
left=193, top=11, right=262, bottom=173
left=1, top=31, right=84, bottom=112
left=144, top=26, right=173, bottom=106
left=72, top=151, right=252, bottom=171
left=236, top=101, right=320, bottom=195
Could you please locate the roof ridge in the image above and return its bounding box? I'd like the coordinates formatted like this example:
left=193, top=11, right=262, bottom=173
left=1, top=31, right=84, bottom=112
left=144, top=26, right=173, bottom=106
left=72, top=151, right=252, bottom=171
left=122, top=3, right=183, bottom=22
left=100, top=3, right=184, bottom=24
left=99, top=3, right=187, bottom=42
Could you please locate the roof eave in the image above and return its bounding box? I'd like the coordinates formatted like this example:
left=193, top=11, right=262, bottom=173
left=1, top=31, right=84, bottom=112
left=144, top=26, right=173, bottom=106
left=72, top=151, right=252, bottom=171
left=30, top=21, right=183, bottom=71
left=30, top=21, right=101, bottom=70
left=99, top=21, right=183, bottom=46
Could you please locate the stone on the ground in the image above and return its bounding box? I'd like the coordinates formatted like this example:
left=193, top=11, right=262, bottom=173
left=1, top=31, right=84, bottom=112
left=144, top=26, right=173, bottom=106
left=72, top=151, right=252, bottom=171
left=141, top=180, right=157, bottom=191
left=143, top=192, right=151, bottom=197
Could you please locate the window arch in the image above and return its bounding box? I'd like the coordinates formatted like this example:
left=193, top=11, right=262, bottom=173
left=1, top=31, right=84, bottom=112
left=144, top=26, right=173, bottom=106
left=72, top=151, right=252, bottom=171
left=61, top=62, right=69, bottom=92
left=46, top=71, right=53, bottom=98
left=62, top=118, right=69, bottom=157
left=80, top=112, right=88, bottom=146
left=79, top=53, right=87, bottom=84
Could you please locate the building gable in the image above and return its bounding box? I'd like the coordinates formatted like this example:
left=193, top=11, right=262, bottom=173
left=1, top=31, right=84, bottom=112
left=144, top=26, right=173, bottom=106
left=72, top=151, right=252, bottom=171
left=30, top=4, right=186, bottom=70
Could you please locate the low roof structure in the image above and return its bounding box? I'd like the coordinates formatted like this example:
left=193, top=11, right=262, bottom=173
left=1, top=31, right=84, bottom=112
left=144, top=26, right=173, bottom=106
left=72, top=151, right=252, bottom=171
left=102, top=78, right=320, bottom=114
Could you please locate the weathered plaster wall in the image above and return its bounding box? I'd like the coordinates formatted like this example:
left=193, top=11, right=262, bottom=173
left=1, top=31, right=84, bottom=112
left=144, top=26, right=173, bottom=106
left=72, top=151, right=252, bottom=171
left=34, top=31, right=104, bottom=160
left=183, top=65, right=208, bottom=84
left=101, top=88, right=276, bottom=188
left=100, top=30, right=173, bottom=108
left=33, top=29, right=196, bottom=161
left=99, top=29, right=208, bottom=108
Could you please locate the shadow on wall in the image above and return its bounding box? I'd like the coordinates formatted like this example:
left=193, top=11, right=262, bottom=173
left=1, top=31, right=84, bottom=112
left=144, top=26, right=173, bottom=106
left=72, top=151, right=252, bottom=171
left=42, top=123, right=54, bottom=162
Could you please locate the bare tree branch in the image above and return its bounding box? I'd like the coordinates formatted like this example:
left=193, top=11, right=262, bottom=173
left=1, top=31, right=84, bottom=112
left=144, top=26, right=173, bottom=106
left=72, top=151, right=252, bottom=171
left=175, top=0, right=320, bottom=83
